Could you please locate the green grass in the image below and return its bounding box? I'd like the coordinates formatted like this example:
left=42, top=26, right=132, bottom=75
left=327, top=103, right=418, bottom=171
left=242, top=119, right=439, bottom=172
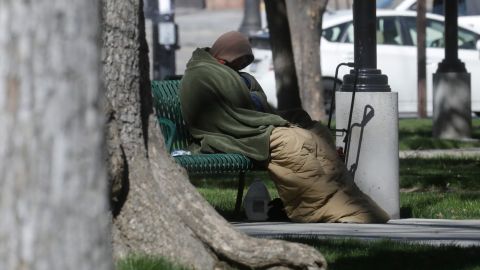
left=398, top=157, right=480, bottom=219
left=285, top=238, right=480, bottom=270
left=117, top=255, right=188, bottom=270
left=195, top=173, right=278, bottom=220
left=400, top=158, right=480, bottom=191
left=399, top=118, right=480, bottom=150
left=401, top=192, right=480, bottom=219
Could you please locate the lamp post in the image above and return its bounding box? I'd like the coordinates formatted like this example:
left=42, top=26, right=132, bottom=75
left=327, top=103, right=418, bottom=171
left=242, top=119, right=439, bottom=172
left=432, top=0, right=471, bottom=139
left=144, top=0, right=178, bottom=80
left=336, top=0, right=399, bottom=219
left=238, top=0, right=262, bottom=36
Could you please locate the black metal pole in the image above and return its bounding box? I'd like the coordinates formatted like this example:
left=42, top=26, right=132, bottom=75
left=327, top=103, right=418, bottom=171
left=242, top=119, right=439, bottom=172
left=158, top=11, right=177, bottom=80
left=445, top=0, right=458, bottom=62
left=354, top=0, right=376, bottom=70
left=437, top=0, right=466, bottom=72
left=144, top=0, right=178, bottom=80
left=239, top=0, right=262, bottom=36
left=340, top=0, right=391, bottom=166
left=341, top=0, right=390, bottom=93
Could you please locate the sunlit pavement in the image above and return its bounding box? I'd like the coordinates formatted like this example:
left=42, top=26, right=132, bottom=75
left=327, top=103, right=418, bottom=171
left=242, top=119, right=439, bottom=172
left=233, top=219, right=480, bottom=247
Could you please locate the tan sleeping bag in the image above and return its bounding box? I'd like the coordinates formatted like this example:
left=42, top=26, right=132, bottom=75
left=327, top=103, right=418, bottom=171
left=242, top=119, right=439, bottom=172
left=267, top=125, right=389, bottom=223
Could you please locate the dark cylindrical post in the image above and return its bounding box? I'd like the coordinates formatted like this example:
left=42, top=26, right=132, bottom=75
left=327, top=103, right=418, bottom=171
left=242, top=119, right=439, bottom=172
left=444, top=0, right=458, bottom=62
left=239, top=0, right=261, bottom=36
left=437, top=0, right=466, bottom=72
left=144, top=0, right=178, bottom=80
left=341, top=0, right=390, bottom=93
left=354, top=0, right=376, bottom=70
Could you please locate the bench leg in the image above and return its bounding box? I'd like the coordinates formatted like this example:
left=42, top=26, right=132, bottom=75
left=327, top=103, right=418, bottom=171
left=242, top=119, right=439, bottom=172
left=234, top=172, right=246, bottom=218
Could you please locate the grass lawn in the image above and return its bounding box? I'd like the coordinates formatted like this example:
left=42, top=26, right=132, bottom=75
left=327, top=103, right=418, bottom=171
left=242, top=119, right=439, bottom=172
left=399, top=118, right=480, bottom=150
left=289, top=238, right=480, bottom=270
left=117, top=256, right=188, bottom=270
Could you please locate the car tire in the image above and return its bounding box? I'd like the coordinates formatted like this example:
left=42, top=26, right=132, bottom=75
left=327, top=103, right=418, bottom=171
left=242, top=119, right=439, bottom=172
left=323, top=78, right=342, bottom=115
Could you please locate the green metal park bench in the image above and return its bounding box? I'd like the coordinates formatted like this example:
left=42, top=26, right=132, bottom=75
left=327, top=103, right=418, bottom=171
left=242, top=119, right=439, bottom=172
left=151, top=80, right=254, bottom=216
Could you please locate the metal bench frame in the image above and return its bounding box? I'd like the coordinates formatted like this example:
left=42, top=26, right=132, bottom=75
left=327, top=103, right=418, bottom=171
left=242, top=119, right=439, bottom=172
left=152, top=80, right=255, bottom=215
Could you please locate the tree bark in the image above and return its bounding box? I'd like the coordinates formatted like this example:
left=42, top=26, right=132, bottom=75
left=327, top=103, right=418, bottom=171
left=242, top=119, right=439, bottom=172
left=0, top=0, right=112, bottom=269
left=286, top=0, right=328, bottom=121
left=103, top=0, right=326, bottom=269
left=264, top=0, right=303, bottom=111
left=417, top=0, right=427, bottom=118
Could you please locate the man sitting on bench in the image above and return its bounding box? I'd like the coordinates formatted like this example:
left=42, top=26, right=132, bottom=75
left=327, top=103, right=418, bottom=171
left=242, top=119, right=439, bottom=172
left=179, top=31, right=389, bottom=223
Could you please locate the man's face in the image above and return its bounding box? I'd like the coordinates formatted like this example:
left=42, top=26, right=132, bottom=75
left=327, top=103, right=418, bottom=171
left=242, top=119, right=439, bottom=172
left=226, top=55, right=253, bottom=71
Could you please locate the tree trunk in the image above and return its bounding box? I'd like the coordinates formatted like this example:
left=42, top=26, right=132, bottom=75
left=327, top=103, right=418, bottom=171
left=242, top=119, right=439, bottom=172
left=264, top=0, right=303, bottom=111
left=417, top=0, right=427, bottom=118
left=103, top=0, right=326, bottom=269
left=0, top=1, right=112, bottom=269
left=286, top=0, right=328, bottom=121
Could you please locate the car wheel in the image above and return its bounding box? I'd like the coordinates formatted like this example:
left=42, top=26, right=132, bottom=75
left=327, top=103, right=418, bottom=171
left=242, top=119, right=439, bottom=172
left=323, top=78, right=342, bottom=115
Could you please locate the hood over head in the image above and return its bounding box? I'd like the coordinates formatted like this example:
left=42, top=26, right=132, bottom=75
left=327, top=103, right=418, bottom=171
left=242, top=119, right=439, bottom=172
left=209, top=31, right=254, bottom=70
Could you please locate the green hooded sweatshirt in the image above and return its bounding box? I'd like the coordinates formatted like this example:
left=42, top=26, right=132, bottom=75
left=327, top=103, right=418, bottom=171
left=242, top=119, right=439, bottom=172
left=179, top=48, right=288, bottom=161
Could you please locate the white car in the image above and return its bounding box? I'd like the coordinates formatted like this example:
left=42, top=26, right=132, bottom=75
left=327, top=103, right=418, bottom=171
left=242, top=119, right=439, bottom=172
left=247, top=9, right=480, bottom=116
left=394, top=0, right=480, bottom=33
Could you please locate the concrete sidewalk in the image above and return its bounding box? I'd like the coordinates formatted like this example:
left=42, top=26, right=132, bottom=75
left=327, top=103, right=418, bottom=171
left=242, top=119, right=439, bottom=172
left=233, top=219, right=480, bottom=247
left=399, top=148, right=480, bottom=158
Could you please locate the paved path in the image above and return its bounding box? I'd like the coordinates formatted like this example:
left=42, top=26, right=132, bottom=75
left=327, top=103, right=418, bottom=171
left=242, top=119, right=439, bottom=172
left=399, top=148, right=480, bottom=158
left=233, top=219, right=480, bottom=247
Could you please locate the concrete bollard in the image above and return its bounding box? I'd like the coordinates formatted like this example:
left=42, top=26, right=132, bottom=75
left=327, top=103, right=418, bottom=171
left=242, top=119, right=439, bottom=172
left=336, top=91, right=400, bottom=219
left=433, top=72, right=472, bottom=139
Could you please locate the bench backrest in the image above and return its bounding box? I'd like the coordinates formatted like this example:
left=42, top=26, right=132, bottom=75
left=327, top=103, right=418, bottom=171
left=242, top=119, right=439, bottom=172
left=151, top=80, right=193, bottom=151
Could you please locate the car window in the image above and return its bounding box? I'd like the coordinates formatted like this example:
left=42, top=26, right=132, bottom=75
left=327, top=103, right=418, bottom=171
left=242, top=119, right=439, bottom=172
left=458, top=27, right=478, bottom=49
left=323, top=23, right=348, bottom=42
left=343, top=22, right=354, bottom=43
left=425, top=19, right=444, bottom=48
left=377, top=17, right=404, bottom=45
left=341, top=17, right=404, bottom=45
left=403, top=17, right=479, bottom=49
